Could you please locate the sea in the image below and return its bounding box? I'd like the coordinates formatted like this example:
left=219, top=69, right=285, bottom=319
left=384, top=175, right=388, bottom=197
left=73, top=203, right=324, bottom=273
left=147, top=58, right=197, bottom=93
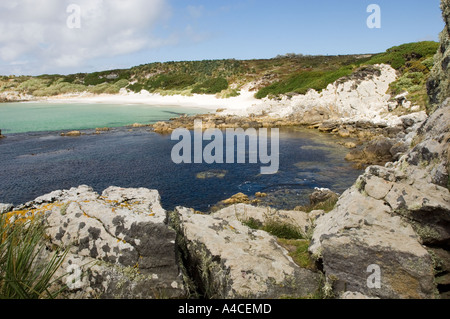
left=0, top=102, right=363, bottom=211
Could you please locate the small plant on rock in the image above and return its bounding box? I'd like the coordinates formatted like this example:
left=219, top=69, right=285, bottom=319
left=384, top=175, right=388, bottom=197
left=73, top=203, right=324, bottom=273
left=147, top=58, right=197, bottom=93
left=0, top=214, right=68, bottom=299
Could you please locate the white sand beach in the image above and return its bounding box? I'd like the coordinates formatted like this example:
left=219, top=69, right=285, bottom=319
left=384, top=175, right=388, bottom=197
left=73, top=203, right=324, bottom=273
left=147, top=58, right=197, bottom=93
left=42, top=89, right=264, bottom=115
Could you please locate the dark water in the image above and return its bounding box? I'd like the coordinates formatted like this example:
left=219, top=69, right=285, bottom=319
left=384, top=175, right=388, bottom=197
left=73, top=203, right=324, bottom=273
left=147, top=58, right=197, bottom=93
left=0, top=127, right=362, bottom=211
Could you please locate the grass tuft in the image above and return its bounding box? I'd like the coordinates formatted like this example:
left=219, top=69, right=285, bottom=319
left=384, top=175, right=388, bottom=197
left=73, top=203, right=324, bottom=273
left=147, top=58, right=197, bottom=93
left=0, top=213, right=68, bottom=299
left=262, top=220, right=305, bottom=240
left=277, top=239, right=316, bottom=270
left=242, top=217, right=305, bottom=240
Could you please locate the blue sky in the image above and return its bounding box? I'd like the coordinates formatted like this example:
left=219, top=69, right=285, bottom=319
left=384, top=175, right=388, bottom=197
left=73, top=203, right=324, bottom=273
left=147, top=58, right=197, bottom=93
left=152, top=0, right=443, bottom=59
left=0, top=0, right=444, bottom=75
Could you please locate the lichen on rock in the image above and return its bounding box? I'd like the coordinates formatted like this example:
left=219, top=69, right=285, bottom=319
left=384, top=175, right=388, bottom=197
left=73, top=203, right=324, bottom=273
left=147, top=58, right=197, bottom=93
left=6, top=185, right=186, bottom=299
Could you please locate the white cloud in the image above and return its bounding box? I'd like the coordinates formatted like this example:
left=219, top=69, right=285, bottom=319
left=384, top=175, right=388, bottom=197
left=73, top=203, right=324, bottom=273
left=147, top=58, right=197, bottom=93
left=0, top=0, right=172, bottom=75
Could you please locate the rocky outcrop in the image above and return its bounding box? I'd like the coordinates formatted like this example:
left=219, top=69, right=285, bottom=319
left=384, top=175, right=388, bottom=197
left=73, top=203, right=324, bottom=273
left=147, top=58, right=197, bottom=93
left=0, top=91, right=34, bottom=103
left=396, top=102, right=450, bottom=245
left=427, top=0, right=450, bottom=112
left=309, top=188, right=339, bottom=207
left=172, top=206, right=321, bottom=299
left=3, top=186, right=325, bottom=299
left=60, top=131, right=82, bottom=137
left=343, top=111, right=428, bottom=168
left=244, top=64, right=407, bottom=126
left=6, top=186, right=186, bottom=299
left=345, top=137, right=394, bottom=166
left=309, top=184, right=437, bottom=299
left=151, top=63, right=425, bottom=137
left=310, top=6, right=450, bottom=292
left=309, top=100, right=450, bottom=299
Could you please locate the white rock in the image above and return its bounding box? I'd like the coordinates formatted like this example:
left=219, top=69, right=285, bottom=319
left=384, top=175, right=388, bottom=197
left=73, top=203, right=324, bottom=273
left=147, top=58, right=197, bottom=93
left=174, top=207, right=320, bottom=299
left=0, top=203, right=13, bottom=214
left=310, top=186, right=436, bottom=299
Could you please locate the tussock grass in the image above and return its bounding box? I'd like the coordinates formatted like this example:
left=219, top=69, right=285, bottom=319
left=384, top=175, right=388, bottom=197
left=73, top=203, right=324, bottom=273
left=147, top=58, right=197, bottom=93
left=0, top=213, right=68, bottom=299
left=262, top=220, right=305, bottom=240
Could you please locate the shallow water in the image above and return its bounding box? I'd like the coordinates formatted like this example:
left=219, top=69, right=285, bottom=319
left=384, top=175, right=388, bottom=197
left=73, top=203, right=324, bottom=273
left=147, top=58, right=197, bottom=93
left=0, top=102, right=211, bottom=134
left=0, top=125, right=363, bottom=211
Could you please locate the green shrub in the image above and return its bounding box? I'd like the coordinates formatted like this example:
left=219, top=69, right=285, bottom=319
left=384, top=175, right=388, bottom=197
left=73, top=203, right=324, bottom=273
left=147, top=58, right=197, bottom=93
left=366, top=41, right=439, bottom=70
left=421, top=57, right=435, bottom=70
left=295, top=196, right=339, bottom=214
left=83, top=72, right=108, bottom=86
left=262, top=220, right=305, bottom=240
left=128, top=83, right=144, bottom=93
left=405, top=60, right=428, bottom=73
left=390, top=72, right=426, bottom=95
left=241, top=217, right=304, bottom=240
left=33, top=81, right=87, bottom=96
left=242, top=218, right=264, bottom=230
left=192, top=77, right=229, bottom=94
left=255, top=66, right=353, bottom=99
left=146, top=74, right=196, bottom=91
left=218, top=88, right=241, bottom=98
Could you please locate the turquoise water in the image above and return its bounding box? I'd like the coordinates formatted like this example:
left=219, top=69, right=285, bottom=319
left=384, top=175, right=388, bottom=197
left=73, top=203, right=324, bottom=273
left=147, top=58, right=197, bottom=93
left=0, top=102, right=210, bottom=134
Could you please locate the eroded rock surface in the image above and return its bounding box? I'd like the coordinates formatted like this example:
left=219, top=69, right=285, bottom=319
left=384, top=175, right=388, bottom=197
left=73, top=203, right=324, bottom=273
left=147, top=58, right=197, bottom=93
left=310, top=100, right=450, bottom=299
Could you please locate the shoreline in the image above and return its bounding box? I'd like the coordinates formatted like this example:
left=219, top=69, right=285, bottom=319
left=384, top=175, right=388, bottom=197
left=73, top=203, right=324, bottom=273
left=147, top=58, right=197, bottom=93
left=1, top=63, right=430, bottom=130
left=36, top=89, right=264, bottom=113
left=3, top=87, right=429, bottom=128
left=1, top=89, right=428, bottom=171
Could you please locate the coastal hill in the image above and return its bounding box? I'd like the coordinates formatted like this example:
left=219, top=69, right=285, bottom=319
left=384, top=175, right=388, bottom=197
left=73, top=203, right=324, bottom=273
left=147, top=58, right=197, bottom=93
left=0, top=41, right=439, bottom=112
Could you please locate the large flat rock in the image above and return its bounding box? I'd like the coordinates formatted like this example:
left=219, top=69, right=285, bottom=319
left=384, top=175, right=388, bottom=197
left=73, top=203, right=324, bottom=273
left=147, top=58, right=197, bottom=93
left=173, top=206, right=320, bottom=299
